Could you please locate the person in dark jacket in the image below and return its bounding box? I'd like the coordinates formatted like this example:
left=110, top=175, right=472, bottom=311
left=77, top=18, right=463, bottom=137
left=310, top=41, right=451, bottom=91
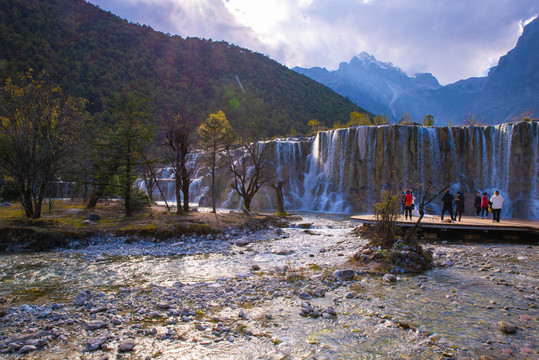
left=474, top=191, right=482, bottom=216
left=441, top=189, right=454, bottom=221
left=455, top=191, right=465, bottom=221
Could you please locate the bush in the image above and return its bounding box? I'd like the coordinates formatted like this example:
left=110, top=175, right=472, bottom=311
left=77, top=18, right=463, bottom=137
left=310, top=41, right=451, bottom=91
left=130, top=187, right=151, bottom=213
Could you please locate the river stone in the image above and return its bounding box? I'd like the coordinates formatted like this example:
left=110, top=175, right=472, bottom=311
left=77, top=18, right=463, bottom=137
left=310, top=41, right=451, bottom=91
left=20, top=345, right=37, bottom=353
left=86, top=321, right=106, bottom=330
left=498, top=321, right=517, bottom=334
left=87, top=213, right=101, bottom=221
left=383, top=274, right=397, bottom=283
left=73, top=289, right=91, bottom=306
left=118, top=340, right=136, bottom=352
left=299, top=292, right=313, bottom=300
left=156, top=302, right=170, bottom=310
left=332, top=269, right=355, bottom=281
left=86, top=333, right=108, bottom=351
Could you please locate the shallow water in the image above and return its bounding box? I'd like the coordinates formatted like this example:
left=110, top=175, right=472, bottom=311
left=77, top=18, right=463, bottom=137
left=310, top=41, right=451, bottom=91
left=0, top=215, right=537, bottom=359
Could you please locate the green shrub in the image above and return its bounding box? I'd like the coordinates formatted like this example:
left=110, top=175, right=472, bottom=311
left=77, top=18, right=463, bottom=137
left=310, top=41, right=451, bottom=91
left=130, top=187, right=151, bottom=213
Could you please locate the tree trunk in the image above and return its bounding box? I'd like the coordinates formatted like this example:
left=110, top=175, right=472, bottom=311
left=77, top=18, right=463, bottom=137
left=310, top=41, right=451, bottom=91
left=21, top=188, right=34, bottom=218
left=174, top=175, right=183, bottom=215
left=181, top=158, right=190, bottom=213
left=87, top=188, right=103, bottom=209
left=243, top=195, right=252, bottom=213
left=182, top=176, right=190, bottom=212
left=272, top=181, right=285, bottom=214
left=125, top=153, right=132, bottom=217
left=211, top=160, right=216, bottom=213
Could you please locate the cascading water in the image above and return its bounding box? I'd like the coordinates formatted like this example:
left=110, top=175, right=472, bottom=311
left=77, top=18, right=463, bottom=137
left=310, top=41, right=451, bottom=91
left=149, top=121, right=538, bottom=219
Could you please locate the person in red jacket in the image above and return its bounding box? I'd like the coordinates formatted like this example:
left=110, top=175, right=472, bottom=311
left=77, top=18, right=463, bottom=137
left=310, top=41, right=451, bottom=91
left=404, top=190, right=413, bottom=220
left=480, top=192, right=490, bottom=218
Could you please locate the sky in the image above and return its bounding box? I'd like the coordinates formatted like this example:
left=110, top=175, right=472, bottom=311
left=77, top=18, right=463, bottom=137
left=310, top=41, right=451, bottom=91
left=86, top=0, right=538, bottom=85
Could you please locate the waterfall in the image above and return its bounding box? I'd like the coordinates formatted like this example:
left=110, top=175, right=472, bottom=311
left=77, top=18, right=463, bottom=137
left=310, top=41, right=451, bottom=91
left=148, top=121, right=538, bottom=219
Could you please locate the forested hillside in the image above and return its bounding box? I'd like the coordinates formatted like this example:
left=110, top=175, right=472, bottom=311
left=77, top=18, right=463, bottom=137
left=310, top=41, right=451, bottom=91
left=0, top=0, right=366, bottom=137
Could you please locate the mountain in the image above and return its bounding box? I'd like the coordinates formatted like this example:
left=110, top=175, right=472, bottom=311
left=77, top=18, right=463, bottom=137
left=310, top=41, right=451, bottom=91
left=294, top=18, right=539, bottom=125
left=295, top=53, right=442, bottom=119
left=0, top=0, right=367, bottom=138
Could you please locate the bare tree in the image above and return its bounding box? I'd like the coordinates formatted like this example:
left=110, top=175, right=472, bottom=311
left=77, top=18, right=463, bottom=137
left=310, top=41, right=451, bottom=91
left=162, top=113, right=197, bottom=214
left=403, top=181, right=448, bottom=244
left=229, top=141, right=274, bottom=214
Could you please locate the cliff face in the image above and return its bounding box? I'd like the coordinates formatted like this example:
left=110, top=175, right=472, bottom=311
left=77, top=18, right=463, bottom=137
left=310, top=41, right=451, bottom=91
left=153, top=122, right=538, bottom=219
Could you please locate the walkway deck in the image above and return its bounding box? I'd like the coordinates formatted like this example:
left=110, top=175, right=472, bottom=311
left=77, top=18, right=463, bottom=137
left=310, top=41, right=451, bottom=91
left=350, top=214, right=539, bottom=238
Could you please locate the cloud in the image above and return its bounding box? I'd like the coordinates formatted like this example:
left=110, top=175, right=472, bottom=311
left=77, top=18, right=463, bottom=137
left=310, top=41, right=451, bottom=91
left=87, top=0, right=539, bottom=85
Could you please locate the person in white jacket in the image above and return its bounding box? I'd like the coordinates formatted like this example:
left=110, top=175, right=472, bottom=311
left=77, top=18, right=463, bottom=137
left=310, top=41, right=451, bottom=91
left=490, top=190, right=504, bottom=223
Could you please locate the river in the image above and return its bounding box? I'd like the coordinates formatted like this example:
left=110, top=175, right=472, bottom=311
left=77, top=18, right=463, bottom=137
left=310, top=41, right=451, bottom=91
left=0, top=214, right=537, bottom=359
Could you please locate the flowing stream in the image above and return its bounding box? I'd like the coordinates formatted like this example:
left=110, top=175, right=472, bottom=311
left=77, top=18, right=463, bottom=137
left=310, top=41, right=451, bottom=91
left=0, top=214, right=537, bottom=359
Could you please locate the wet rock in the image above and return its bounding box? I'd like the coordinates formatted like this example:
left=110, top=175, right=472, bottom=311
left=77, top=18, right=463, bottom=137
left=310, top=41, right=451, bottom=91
left=86, top=333, right=108, bottom=351
left=236, top=239, right=250, bottom=246
left=251, top=264, right=261, bottom=271
left=86, top=321, right=106, bottom=331
left=274, top=249, right=293, bottom=255
left=87, top=214, right=101, bottom=222
left=73, top=289, right=91, bottom=306
left=118, top=339, right=135, bottom=352
left=298, top=292, right=313, bottom=300
left=89, top=306, right=108, bottom=314
left=383, top=274, right=397, bottom=283
left=498, top=321, right=517, bottom=334
left=20, top=344, right=37, bottom=353
left=156, top=302, right=170, bottom=310
left=332, top=269, right=355, bottom=281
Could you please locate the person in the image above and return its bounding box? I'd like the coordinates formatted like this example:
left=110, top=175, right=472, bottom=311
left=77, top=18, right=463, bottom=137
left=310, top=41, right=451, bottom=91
left=404, top=190, right=413, bottom=220
left=481, top=192, right=490, bottom=218
left=474, top=191, right=482, bottom=216
left=441, top=189, right=454, bottom=221
left=454, top=191, right=465, bottom=221
left=490, top=190, right=504, bottom=223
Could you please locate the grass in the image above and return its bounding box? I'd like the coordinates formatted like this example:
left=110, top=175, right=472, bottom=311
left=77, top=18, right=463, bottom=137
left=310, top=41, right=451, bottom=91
left=0, top=199, right=274, bottom=251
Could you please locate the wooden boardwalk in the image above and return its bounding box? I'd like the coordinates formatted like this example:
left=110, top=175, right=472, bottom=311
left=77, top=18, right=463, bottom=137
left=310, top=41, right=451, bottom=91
left=350, top=214, right=539, bottom=237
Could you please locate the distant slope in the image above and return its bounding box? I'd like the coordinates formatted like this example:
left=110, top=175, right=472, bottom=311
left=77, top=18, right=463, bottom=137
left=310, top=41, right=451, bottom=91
left=0, top=0, right=367, bottom=137
left=294, top=18, right=539, bottom=125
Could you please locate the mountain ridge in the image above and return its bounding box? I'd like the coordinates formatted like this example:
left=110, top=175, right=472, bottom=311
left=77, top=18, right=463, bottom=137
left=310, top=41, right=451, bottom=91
left=294, top=18, right=539, bottom=124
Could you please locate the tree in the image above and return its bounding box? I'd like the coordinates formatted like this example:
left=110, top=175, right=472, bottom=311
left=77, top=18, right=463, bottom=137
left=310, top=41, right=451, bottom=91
left=373, top=114, right=390, bottom=125
left=464, top=113, right=482, bottom=126
left=109, top=92, right=154, bottom=217
left=197, top=110, right=235, bottom=213
left=307, top=119, right=325, bottom=134
left=398, top=112, right=412, bottom=125
left=348, top=111, right=371, bottom=126
left=403, top=181, right=447, bottom=244
left=423, top=114, right=435, bottom=127
left=228, top=142, right=274, bottom=213
left=162, top=112, right=198, bottom=214
left=0, top=70, right=85, bottom=218
left=78, top=118, right=122, bottom=209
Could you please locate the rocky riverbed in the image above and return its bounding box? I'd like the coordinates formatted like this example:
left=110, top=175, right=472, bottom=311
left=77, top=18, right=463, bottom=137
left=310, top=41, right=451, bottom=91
left=0, top=215, right=537, bottom=359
